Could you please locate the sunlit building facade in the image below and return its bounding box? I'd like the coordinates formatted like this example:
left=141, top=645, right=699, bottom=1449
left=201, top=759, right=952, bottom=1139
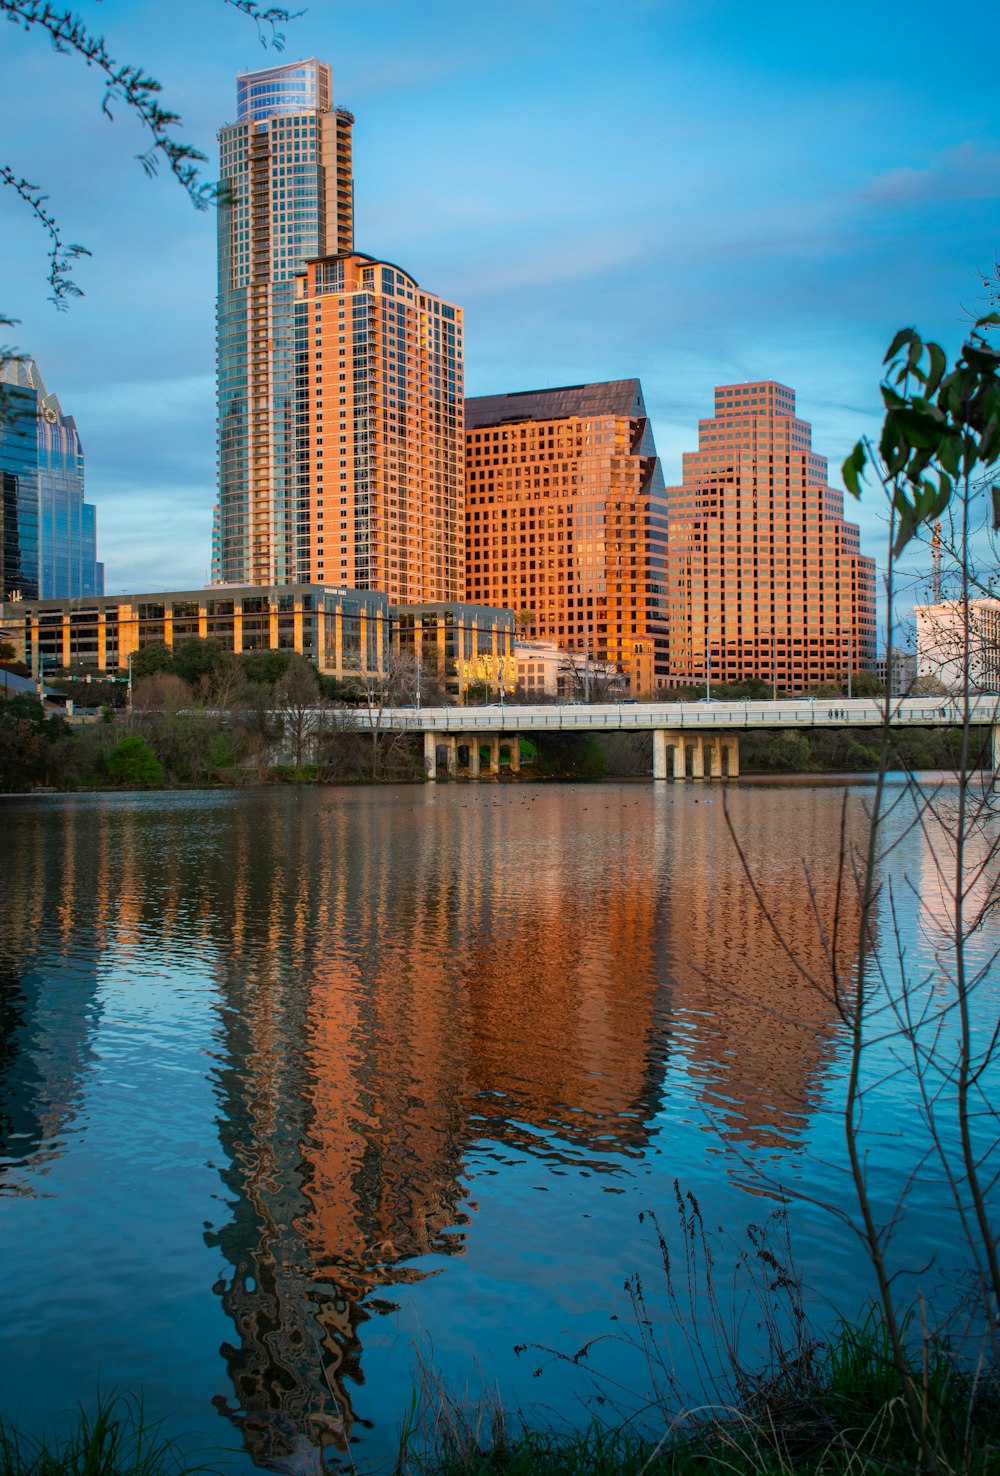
left=465, top=381, right=668, bottom=695
left=665, top=382, right=876, bottom=691
left=216, top=58, right=354, bottom=585
left=294, top=252, right=465, bottom=603
left=0, top=359, right=102, bottom=601
left=1, top=586, right=514, bottom=699
left=915, top=599, right=1000, bottom=694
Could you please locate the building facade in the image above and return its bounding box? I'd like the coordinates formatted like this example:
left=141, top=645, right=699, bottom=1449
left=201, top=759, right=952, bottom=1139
left=293, top=253, right=465, bottom=603
left=915, top=599, right=1000, bottom=693
left=465, top=381, right=668, bottom=695
left=216, top=58, right=354, bottom=586
left=665, top=382, right=876, bottom=691
left=0, top=359, right=102, bottom=601
left=1, top=586, right=514, bottom=700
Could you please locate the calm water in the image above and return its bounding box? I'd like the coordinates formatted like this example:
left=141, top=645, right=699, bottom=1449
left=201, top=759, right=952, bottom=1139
left=1, top=780, right=998, bottom=1471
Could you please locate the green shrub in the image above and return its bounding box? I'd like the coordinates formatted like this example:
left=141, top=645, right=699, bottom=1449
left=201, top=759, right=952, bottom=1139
left=106, top=736, right=164, bottom=788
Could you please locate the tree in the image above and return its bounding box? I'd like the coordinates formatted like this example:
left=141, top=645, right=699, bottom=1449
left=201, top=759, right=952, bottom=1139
left=233, top=683, right=280, bottom=780
left=202, top=651, right=248, bottom=713
left=558, top=650, right=625, bottom=702
left=105, top=734, right=163, bottom=787
left=779, top=315, right=1000, bottom=1469
left=354, top=652, right=422, bottom=779
left=239, top=649, right=292, bottom=687
left=2, top=2, right=298, bottom=315
left=131, top=672, right=190, bottom=714
left=275, top=655, right=321, bottom=769
left=130, top=642, right=174, bottom=679
left=170, top=637, right=229, bottom=688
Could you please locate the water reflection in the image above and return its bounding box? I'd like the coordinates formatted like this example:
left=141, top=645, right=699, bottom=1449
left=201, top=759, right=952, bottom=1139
left=0, top=802, right=106, bottom=1182
left=0, top=785, right=880, bottom=1469
left=658, top=787, right=869, bottom=1149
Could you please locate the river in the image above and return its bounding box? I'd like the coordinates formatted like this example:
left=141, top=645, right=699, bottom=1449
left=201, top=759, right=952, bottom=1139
left=1, top=779, right=998, bottom=1471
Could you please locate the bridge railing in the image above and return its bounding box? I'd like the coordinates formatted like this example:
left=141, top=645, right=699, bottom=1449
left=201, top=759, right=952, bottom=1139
left=334, top=696, right=1000, bottom=733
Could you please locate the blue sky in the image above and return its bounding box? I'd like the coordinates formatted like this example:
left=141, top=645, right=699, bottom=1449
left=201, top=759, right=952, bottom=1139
left=2, top=0, right=997, bottom=623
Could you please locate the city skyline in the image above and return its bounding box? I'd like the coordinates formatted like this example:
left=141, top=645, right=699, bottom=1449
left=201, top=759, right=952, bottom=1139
left=2, top=0, right=997, bottom=611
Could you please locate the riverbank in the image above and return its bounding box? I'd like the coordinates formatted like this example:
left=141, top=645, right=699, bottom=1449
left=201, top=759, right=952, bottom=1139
left=3, top=1323, right=998, bottom=1475
left=2, top=685, right=992, bottom=792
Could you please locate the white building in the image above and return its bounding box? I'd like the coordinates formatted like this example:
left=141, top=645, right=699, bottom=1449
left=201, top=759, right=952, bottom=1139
left=514, top=641, right=564, bottom=699
left=914, top=599, right=1000, bottom=693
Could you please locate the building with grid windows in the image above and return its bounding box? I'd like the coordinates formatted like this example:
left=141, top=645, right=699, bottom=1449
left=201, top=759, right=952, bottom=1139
left=0, top=586, right=514, bottom=702
left=293, top=252, right=465, bottom=603
left=464, top=381, right=668, bottom=695
left=0, top=359, right=102, bottom=601
left=216, top=58, right=354, bottom=585
left=915, top=599, right=1000, bottom=694
left=664, top=382, right=876, bottom=691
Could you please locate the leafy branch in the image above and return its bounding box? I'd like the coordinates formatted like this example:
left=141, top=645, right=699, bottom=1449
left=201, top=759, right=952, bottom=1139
left=843, top=315, right=1000, bottom=555
left=0, top=167, right=90, bottom=308
left=1, top=0, right=301, bottom=303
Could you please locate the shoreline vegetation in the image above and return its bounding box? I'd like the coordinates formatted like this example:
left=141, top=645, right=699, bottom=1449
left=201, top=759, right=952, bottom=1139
left=2, top=1311, right=999, bottom=1475
left=0, top=645, right=991, bottom=792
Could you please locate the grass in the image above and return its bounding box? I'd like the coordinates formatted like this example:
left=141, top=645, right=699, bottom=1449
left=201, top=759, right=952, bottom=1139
left=392, top=1315, right=1000, bottom=1475
left=0, top=1396, right=205, bottom=1476
left=3, top=1323, right=999, bottom=1476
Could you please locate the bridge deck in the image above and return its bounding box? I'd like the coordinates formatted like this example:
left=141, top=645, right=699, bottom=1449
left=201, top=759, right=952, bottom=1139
left=362, top=696, right=1000, bottom=734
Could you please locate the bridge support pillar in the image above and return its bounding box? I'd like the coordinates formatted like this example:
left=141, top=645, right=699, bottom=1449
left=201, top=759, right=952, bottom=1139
left=652, top=729, right=668, bottom=780
left=725, top=736, right=740, bottom=778
left=465, top=738, right=481, bottom=778
left=692, top=738, right=705, bottom=780
left=446, top=735, right=458, bottom=779
left=672, top=737, right=685, bottom=779
left=509, top=736, right=521, bottom=774
left=708, top=736, right=723, bottom=779
left=488, top=734, right=501, bottom=775
left=423, top=731, right=438, bottom=781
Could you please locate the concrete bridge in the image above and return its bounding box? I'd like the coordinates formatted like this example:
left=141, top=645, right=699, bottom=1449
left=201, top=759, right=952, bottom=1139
left=350, top=696, right=1000, bottom=781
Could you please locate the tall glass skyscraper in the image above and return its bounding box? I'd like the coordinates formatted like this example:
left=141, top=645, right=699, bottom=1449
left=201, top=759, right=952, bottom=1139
left=216, top=58, right=354, bottom=585
left=0, top=359, right=103, bottom=601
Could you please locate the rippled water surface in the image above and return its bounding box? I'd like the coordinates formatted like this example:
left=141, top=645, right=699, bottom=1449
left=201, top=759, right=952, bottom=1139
left=1, top=781, right=998, bottom=1470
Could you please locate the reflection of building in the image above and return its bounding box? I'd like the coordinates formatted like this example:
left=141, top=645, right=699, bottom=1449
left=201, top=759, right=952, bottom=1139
left=294, top=254, right=465, bottom=602
left=0, top=359, right=103, bottom=600
left=1, top=809, right=109, bottom=1182
left=216, top=58, right=354, bottom=586
left=465, top=381, right=668, bottom=695
left=0, top=585, right=515, bottom=696
left=659, top=787, right=866, bottom=1146
left=2, top=787, right=864, bottom=1470
left=665, top=382, right=876, bottom=691
left=199, top=791, right=676, bottom=1461
left=915, top=600, right=1000, bottom=693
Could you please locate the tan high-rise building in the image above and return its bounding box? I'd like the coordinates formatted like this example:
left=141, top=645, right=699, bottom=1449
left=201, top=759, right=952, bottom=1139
left=216, top=59, right=354, bottom=586
left=465, top=381, right=668, bottom=694
left=665, top=382, right=876, bottom=691
left=293, top=253, right=465, bottom=603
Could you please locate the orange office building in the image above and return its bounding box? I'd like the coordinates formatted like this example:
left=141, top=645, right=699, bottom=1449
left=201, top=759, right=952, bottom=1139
left=665, top=382, right=876, bottom=691
left=465, top=381, right=668, bottom=694
left=294, top=253, right=465, bottom=604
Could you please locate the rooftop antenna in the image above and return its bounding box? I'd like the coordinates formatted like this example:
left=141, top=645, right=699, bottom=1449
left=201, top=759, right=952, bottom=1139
left=932, top=522, right=942, bottom=603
